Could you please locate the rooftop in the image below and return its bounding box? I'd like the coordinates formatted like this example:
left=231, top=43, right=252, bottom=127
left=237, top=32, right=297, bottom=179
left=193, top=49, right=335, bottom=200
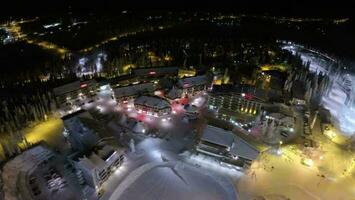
left=76, top=145, right=121, bottom=171
left=113, top=82, right=155, bottom=98
left=178, top=75, right=207, bottom=88
left=201, top=125, right=260, bottom=160
left=201, top=125, right=234, bottom=148
left=2, top=145, right=54, bottom=200
left=134, top=95, right=170, bottom=109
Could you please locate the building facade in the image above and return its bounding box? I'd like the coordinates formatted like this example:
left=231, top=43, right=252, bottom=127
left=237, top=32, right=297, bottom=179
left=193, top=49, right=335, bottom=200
left=72, top=145, right=124, bottom=190
left=132, top=66, right=179, bottom=78
left=208, top=92, right=264, bottom=120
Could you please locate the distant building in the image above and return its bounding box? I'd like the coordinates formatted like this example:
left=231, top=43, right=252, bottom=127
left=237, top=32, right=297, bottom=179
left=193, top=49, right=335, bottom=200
left=178, top=68, right=196, bottom=78
left=53, top=80, right=98, bottom=114
left=134, top=95, right=171, bottom=116
left=62, top=110, right=100, bottom=152
left=196, top=125, right=259, bottom=167
left=178, top=75, right=208, bottom=97
left=71, top=145, right=124, bottom=190
left=132, top=66, right=179, bottom=78
left=113, top=82, right=155, bottom=103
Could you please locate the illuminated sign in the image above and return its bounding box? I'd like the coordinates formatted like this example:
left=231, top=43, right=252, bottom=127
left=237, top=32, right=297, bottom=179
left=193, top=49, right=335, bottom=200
left=80, top=83, right=88, bottom=88
left=149, top=71, right=156, bottom=75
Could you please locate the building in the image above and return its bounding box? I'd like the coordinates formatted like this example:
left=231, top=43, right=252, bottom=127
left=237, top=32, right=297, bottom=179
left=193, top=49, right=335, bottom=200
left=53, top=80, right=98, bottom=115
left=1, top=145, right=55, bottom=200
left=208, top=87, right=265, bottom=124
left=134, top=95, right=171, bottom=116
left=165, top=86, right=183, bottom=100
left=209, top=92, right=264, bottom=116
left=113, top=82, right=155, bottom=103
left=197, top=125, right=235, bottom=158
left=71, top=145, right=124, bottom=190
left=178, top=75, right=208, bottom=97
left=62, top=110, right=100, bottom=152
left=132, top=66, right=179, bottom=78
left=196, top=125, right=259, bottom=167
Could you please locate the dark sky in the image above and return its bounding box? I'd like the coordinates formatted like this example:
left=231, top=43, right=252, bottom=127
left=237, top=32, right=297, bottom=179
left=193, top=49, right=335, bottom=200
left=1, top=0, right=354, bottom=19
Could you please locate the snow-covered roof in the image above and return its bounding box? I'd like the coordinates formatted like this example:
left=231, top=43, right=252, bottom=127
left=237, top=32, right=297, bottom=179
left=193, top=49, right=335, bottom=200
left=201, top=125, right=234, bottom=149
left=134, top=95, right=170, bottom=109
left=201, top=125, right=260, bottom=160
left=2, top=145, right=54, bottom=200
left=113, top=82, right=155, bottom=98
left=232, top=135, right=260, bottom=161
left=178, top=75, right=207, bottom=88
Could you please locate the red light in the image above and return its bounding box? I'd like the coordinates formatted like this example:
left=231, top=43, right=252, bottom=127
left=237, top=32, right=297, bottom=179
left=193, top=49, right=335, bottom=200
left=149, top=71, right=156, bottom=75
left=80, top=83, right=88, bottom=88
left=244, top=93, right=253, bottom=100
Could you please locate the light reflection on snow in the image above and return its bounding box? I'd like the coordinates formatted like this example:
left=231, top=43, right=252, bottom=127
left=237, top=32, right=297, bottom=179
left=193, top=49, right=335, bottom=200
left=282, top=43, right=355, bottom=136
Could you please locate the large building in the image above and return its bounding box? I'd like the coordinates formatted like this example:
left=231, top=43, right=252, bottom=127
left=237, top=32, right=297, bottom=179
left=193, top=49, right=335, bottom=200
left=71, top=145, right=124, bottom=190
left=196, top=125, right=259, bottom=167
left=134, top=95, right=171, bottom=116
left=113, top=82, right=155, bottom=103
left=132, top=66, right=179, bottom=78
left=209, top=92, right=264, bottom=116
left=53, top=80, right=98, bottom=115
left=1, top=145, right=56, bottom=200
left=178, top=75, right=208, bottom=97
left=62, top=110, right=100, bottom=152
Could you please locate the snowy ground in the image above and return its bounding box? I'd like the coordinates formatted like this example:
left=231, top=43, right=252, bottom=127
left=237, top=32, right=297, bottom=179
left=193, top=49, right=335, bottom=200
left=237, top=118, right=355, bottom=200
left=109, top=162, right=237, bottom=200
left=282, top=44, right=355, bottom=136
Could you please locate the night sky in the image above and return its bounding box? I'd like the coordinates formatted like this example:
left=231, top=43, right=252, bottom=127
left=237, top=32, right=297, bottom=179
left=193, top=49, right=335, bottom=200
left=1, top=0, right=354, bottom=19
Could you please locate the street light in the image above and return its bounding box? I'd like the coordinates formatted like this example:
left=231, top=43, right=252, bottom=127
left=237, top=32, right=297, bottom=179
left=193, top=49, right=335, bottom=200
left=276, top=141, right=283, bottom=155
